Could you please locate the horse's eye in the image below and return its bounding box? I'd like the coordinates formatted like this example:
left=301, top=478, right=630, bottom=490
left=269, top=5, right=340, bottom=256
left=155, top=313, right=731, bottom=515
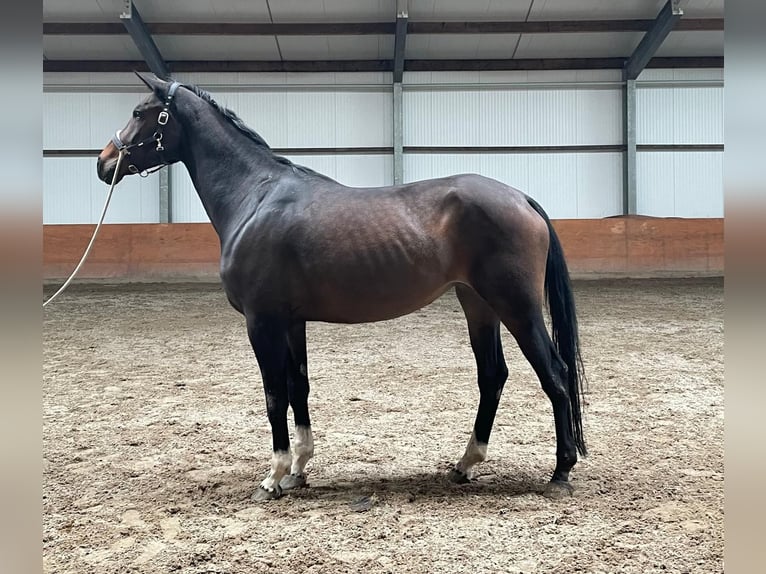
left=133, top=110, right=142, bottom=119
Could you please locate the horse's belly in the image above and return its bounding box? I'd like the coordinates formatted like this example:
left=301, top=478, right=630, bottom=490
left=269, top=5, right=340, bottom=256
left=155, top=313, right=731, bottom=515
left=303, top=264, right=458, bottom=324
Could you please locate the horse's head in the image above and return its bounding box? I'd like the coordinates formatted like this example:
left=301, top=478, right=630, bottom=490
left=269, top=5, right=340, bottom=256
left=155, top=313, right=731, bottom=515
left=97, top=72, right=185, bottom=184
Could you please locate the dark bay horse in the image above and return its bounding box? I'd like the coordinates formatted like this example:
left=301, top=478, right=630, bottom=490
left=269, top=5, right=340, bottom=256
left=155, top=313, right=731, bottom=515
left=97, top=72, right=586, bottom=501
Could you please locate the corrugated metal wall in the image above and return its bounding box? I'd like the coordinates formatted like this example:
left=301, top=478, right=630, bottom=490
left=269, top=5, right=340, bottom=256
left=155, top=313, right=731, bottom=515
left=169, top=88, right=393, bottom=222
left=43, top=68, right=722, bottom=223
left=170, top=154, right=393, bottom=223
left=404, top=86, right=622, bottom=146
left=44, top=157, right=160, bottom=224
left=402, top=82, right=624, bottom=218
left=636, top=69, right=724, bottom=217
left=403, top=153, right=623, bottom=219
left=43, top=91, right=163, bottom=224
left=43, top=75, right=394, bottom=224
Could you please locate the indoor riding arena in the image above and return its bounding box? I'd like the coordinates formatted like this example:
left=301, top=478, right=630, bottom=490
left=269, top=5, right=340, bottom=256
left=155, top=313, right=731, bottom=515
left=43, top=2, right=724, bottom=573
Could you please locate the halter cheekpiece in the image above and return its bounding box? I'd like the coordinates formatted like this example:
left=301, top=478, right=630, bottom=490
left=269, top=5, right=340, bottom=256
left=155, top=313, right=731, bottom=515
left=111, top=81, right=181, bottom=176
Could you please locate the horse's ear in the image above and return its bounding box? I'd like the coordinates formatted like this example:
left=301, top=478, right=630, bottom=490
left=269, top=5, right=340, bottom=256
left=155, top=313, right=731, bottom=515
left=134, top=71, right=164, bottom=93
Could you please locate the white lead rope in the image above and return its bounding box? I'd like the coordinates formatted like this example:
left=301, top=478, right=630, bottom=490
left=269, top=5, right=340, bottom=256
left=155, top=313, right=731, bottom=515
left=43, top=151, right=126, bottom=308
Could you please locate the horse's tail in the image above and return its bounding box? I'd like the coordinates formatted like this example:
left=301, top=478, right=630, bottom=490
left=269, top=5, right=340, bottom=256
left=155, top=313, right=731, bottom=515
left=526, top=196, right=587, bottom=457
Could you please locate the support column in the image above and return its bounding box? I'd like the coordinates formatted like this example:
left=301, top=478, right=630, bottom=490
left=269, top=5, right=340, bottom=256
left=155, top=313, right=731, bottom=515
left=392, top=0, right=408, bottom=186
left=159, top=166, right=170, bottom=223
left=620, top=0, right=682, bottom=215
left=623, top=79, right=637, bottom=215
left=393, top=82, right=403, bottom=185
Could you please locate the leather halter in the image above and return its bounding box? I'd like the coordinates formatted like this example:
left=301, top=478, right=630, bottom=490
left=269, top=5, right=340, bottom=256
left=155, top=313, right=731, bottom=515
left=111, top=81, right=181, bottom=175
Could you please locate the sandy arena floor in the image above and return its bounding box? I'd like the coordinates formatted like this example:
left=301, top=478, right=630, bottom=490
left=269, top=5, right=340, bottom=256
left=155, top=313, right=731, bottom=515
left=43, top=278, right=723, bottom=573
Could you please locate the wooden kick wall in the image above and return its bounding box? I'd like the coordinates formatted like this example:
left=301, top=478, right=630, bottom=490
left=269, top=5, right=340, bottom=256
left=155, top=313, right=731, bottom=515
left=43, top=217, right=723, bottom=281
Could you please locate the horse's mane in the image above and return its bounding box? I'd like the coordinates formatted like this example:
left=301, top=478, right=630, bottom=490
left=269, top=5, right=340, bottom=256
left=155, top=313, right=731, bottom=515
left=180, top=83, right=326, bottom=178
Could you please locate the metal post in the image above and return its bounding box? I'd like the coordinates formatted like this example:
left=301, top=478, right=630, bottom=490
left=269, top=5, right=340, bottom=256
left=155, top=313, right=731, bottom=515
left=159, top=166, right=170, bottom=223
left=393, top=82, right=404, bottom=185
left=392, top=0, right=408, bottom=185
left=623, top=79, right=637, bottom=215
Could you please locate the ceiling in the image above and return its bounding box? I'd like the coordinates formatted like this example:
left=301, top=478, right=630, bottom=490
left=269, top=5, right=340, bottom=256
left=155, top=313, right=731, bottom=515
left=43, top=0, right=724, bottom=70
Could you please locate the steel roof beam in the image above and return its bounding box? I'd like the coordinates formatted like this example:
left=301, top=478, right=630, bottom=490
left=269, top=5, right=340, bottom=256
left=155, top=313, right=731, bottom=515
left=120, top=0, right=169, bottom=79
left=623, top=0, right=683, bottom=81
left=43, top=57, right=723, bottom=74
left=393, top=0, right=408, bottom=83
left=43, top=18, right=722, bottom=36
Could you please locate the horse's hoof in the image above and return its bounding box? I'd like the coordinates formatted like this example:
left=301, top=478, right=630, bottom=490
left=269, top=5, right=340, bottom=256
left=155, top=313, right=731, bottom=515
left=251, top=485, right=283, bottom=502
left=542, top=480, right=574, bottom=499
left=279, top=473, right=307, bottom=491
left=447, top=468, right=470, bottom=484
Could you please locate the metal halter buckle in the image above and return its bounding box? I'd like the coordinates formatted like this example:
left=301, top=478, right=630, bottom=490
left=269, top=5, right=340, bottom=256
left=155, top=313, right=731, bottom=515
left=158, top=110, right=169, bottom=125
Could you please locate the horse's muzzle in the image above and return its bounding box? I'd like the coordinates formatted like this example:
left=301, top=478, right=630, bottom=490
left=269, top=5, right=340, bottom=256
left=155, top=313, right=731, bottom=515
left=96, top=147, right=122, bottom=184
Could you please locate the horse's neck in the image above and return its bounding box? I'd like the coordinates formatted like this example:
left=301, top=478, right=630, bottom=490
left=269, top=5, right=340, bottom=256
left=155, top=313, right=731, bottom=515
left=178, top=107, right=278, bottom=243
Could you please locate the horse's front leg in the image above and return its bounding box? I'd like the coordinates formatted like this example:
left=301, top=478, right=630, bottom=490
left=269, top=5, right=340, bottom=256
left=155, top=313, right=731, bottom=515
left=247, top=314, right=292, bottom=501
left=280, top=320, right=314, bottom=491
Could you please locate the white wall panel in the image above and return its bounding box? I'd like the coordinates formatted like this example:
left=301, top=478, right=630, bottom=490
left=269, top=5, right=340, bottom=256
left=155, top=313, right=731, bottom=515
left=636, top=86, right=674, bottom=144
left=44, top=71, right=723, bottom=223
left=403, top=152, right=622, bottom=219
left=404, top=87, right=622, bottom=146
left=637, top=85, right=723, bottom=144
left=576, top=89, right=623, bottom=145
left=404, top=153, right=530, bottom=191
left=673, top=87, right=724, bottom=144
left=284, top=92, right=337, bottom=147
left=575, top=153, right=624, bottom=217
left=44, top=92, right=147, bottom=149
left=333, top=92, right=393, bottom=147
left=527, top=154, right=579, bottom=216
left=44, top=89, right=391, bottom=150
left=44, top=158, right=159, bottom=224
left=170, top=164, right=208, bottom=224
left=636, top=152, right=675, bottom=216
left=278, top=155, right=392, bottom=188
left=170, top=155, right=393, bottom=223
left=46, top=87, right=392, bottom=224
left=205, top=90, right=391, bottom=149
left=527, top=90, right=578, bottom=145
left=636, top=79, right=723, bottom=217
left=43, top=94, right=92, bottom=149
left=637, top=152, right=723, bottom=217
left=673, top=152, right=724, bottom=217
left=228, top=91, right=291, bottom=148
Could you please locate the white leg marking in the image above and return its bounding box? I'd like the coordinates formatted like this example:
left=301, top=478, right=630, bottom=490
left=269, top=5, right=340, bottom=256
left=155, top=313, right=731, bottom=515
left=455, top=432, right=488, bottom=475
left=291, top=425, right=314, bottom=475
left=260, top=450, right=292, bottom=491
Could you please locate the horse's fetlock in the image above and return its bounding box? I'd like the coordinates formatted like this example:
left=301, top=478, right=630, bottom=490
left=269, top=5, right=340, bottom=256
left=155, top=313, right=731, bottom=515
left=558, top=449, right=577, bottom=469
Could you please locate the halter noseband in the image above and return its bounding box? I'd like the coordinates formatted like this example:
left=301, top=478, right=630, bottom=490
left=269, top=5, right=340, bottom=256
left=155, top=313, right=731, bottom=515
left=111, top=81, right=181, bottom=176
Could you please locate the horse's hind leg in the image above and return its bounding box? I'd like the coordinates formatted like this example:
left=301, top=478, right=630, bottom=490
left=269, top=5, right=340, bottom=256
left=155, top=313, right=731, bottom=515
left=280, top=321, right=314, bottom=491
left=502, top=310, right=579, bottom=498
left=448, top=285, right=509, bottom=483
